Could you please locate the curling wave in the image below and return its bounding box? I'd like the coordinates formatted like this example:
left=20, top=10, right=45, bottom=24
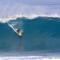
left=0, top=14, right=60, bottom=23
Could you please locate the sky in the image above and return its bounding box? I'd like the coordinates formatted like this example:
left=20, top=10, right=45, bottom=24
left=1, top=0, right=60, bottom=5
left=0, top=0, right=60, bottom=22
left=18, top=0, right=60, bottom=5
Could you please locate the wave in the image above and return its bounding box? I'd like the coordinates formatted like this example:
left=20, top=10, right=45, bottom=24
left=0, top=13, right=60, bottom=53
left=0, top=14, right=60, bottom=23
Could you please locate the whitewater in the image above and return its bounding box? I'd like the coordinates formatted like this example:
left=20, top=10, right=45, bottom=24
left=0, top=55, right=60, bottom=60
left=0, top=14, right=60, bottom=23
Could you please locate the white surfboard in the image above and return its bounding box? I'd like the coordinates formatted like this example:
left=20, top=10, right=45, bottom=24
left=8, top=23, right=23, bottom=37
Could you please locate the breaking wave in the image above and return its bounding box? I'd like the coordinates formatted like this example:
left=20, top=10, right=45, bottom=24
left=0, top=14, right=60, bottom=60
left=0, top=14, right=60, bottom=23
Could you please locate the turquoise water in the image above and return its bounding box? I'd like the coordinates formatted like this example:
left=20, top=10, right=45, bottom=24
left=0, top=17, right=60, bottom=52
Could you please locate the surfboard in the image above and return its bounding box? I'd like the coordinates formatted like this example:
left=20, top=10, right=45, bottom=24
left=8, top=23, right=24, bottom=37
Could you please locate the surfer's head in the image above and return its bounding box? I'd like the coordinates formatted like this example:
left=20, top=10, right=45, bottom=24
left=17, top=29, right=20, bottom=33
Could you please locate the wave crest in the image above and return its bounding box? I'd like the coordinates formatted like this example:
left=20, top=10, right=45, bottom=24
left=0, top=14, right=60, bottom=23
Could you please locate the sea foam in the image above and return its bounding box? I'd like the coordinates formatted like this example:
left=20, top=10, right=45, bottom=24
left=0, top=55, right=60, bottom=60
left=0, top=14, right=60, bottom=23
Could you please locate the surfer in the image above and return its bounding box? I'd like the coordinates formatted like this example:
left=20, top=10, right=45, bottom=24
left=8, top=23, right=24, bottom=37
left=17, top=29, right=20, bottom=33
left=16, top=28, right=24, bottom=37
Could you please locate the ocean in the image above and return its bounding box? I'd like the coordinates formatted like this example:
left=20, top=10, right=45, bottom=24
left=0, top=16, right=60, bottom=60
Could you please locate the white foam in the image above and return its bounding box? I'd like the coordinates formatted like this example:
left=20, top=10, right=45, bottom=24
left=0, top=14, right=60, bottom=23
left=0, top=55, right=60, bottom=60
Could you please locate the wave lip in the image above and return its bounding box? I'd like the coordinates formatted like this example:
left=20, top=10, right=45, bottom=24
left=0, top=14, right=60, bottom=23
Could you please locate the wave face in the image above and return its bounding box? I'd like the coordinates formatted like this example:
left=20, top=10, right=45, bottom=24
left=0, top=17, right=60, bottom=53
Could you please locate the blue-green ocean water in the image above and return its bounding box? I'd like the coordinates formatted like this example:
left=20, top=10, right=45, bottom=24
left=0, top=17, right=60, bottom=53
